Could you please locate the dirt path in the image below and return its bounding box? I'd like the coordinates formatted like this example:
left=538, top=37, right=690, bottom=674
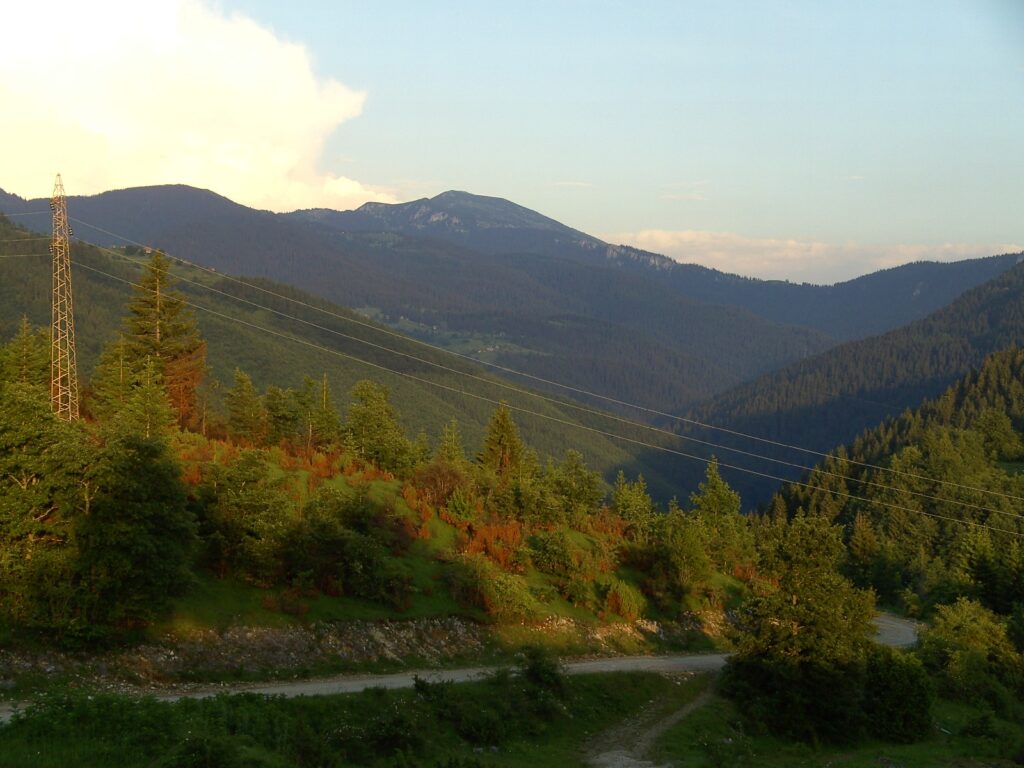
left=583, top=687, right=714, bottom=768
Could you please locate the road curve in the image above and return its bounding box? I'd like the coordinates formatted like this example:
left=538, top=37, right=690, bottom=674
left=0, top=613, right=916, bottom=723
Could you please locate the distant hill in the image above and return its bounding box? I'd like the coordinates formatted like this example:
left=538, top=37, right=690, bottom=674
left=2, top=184, right=1017, bottom=442
left=0, top=186, right=834, bottom=415
left=0, top=214, right=686, bottom=498
left=294, top=190, right=602, bottom=258
left=608, top=246, right=1023, bottom=341
left=673, top=261, right=1024, bottom=505
left=291, top=190, right=1022, bottom=341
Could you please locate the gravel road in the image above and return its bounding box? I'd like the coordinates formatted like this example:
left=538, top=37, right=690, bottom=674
left=0, top=613, right=917, bottom=723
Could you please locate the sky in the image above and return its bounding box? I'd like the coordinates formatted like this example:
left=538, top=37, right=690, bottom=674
left=1, top=0, right=1021, bottom=283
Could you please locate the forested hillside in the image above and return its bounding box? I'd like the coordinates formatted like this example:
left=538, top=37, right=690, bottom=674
left=611, top=246, right=1023, bottom=340
left=0, top=214, right=681, bottom=494
left=0, top=186, right=834, bottom=414
left=0, top=246, right=764, bottom=647
left=4, top=233, right=1024, bottom=763
left=775, top=345, right=1024, bottom=617
left=680, top=262, right=1024, bottom=504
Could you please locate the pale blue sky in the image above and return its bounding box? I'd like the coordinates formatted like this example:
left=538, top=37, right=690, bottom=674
left=224, top=0, right=1023, bottom=261
left=3, top=1, right=1021, bottom=280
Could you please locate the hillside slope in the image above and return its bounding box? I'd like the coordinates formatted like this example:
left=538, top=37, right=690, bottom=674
left=676, top=262, right=1024, bottom=504
left=0, top=185, right=834, bottom=413
left=0, top=214, right=683, bottom=495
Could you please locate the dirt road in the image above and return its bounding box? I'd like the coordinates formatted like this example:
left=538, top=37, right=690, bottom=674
left=0, top=613, right=916, bottom=724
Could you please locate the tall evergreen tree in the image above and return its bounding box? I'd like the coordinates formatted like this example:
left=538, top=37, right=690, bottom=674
left=226, top=369, right=265, bottom=444
left=0, top=317, right=49, bottom=391
left=436, top=418, right=468, bottom=467
left=479, top=402, right=525, bottom=479
left=89, top=333, right=135, bottom=420
left=345, top=380, right=414, bottom=474
left=76, top=433, right=195, bottom=627
left=119, top=358, right=176, bottom=439
left=122, top=251, right=206, bottom=427
left=297, top=373, right=341, bottom=450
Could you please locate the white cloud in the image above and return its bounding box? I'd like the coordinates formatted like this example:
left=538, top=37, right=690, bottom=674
left=603, top=229, right=1023, bottom=284
left=0, top=1, right=395, bottom=211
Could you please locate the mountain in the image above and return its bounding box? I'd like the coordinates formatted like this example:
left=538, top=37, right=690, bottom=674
left=2, top=184, right=1018, bottom=439
left=294, top=190, right=603, bottom=258
left=609, top=247, right=1023, bottom=341
left=0, top=213, right=685, bottom=497
left=292, top=191, right=1022, bottom=340
left=0, top=186, right=834, bottom=415
left=673, top=261, right=1024, bottom=504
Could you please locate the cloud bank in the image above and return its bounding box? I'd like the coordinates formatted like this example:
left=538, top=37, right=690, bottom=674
left=605, top=230, right=1023, bottom=284
left=0, top=1, right=395, bottom=211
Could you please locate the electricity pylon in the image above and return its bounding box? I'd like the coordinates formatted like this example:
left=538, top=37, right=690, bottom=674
left=50, top=174, right=80, bottom=421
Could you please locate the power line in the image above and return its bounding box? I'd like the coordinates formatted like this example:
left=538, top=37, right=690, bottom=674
left=69, top=259, right=1024, bottom=538
left=0, top=211, right=50, bottom=217
left=67, top=215, right=1024, bottom=508
left=73, top=241, right=1024, bottom=521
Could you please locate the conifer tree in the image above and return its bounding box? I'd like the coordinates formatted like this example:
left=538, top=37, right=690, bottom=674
left=345, top=380, right=414, bottom=473
left=298, top=373, right=341, bottom=449
left=226, top=369, right=265, bottom=444
left=690, top=459, right=754, bottom=573
left=479, top=402, right=525, bottom=479
left=0, top=317, right=49, bottom=390
left=122, top=251, right=206, bottom=427
left=612, top=471, right=654, bottom=541
left=436, top=418, right=468, bottom=466
left=76, top=432, right=195, bottom=627
left=120, top=358, right=176, bottom=439
left=89, top=333, right=135, bottom=421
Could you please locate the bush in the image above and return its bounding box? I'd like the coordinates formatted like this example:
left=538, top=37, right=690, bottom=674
left=863, top=646, right=933, bottom=742
left=447, top=554, right=540, bottom=620
left=722, top=656, right=867, bottom=744
left=601, top=577, right=647, bottom=621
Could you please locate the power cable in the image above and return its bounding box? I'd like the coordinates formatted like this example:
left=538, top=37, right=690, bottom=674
left=75, top=242, right=1024, bottom=520
left=70, top=258, right=1024, bottom=537
left=69, top=215, right=1024, bottom=507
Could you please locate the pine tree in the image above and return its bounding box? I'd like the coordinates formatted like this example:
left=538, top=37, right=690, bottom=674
left=89, top=333, right=136, bottom=421
left=120, top=358, right=176, bottom=440
left=76, top=432, right=195, bottom=627
left=612, top=471, right=654, bottom=541
left=226, top=369, right=265, bottom=444
left=264, top=386, right=299, bottom=445
left=122, top=251, right=206, bottom=427
left=436, top=419, right=468, bottom=466
left=0, top=317, right=49, bottom=390
left=690, top=459, right=754, bottom=573
left=298, top=373, right=341, bottom=450
left=345, top=380, right=414, bottom=474
left=479, top=402, right=525, bottom=479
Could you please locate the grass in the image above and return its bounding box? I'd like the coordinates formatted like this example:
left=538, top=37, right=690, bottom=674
left=653, top=685, right=1024, bottom=767
left=0, top=668, right=696, bottom=768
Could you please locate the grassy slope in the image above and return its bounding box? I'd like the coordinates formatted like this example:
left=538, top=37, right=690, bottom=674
left=0, top=215, right=683, bottom=496
left=0, top=671, right=698, bottom=768
left=2, top=671, right=1017, bottom=767
left=655, top=687, right=1024, bottom=767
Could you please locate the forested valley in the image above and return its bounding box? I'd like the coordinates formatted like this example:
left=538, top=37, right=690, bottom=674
left=2, top=242, right=1024, bottom=765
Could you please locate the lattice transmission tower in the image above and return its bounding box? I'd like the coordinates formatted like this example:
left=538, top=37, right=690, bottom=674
left=50, top=174, right=80, bottom=421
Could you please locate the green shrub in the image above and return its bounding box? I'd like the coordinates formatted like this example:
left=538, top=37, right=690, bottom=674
left=601, top=577, right=647, bottom=620
left=863, top=645, right=933, bottom=742
left=447, top=553, right=540, bottom=620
